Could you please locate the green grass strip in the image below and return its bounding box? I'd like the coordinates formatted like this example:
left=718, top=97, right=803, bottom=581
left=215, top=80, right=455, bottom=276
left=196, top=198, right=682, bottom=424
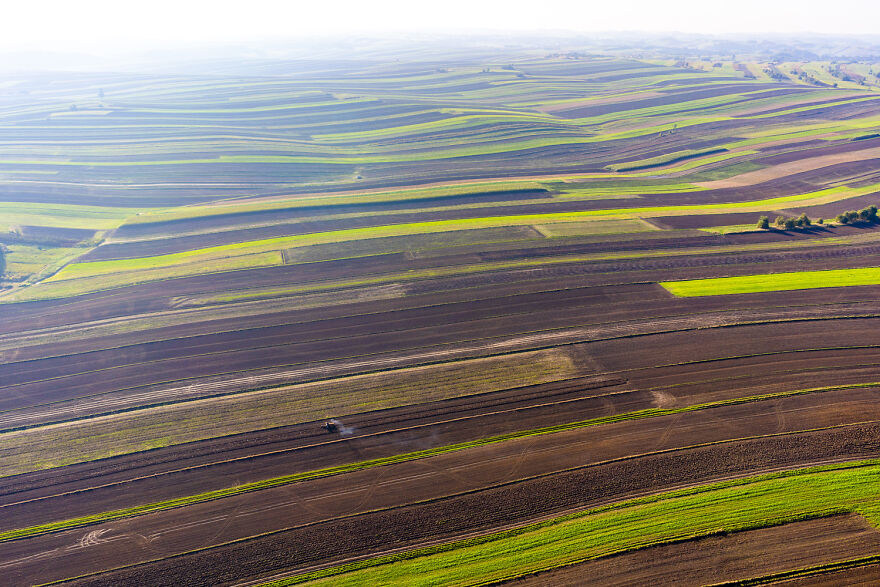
left=261, top=460, right=880, bottom=586
left=2, top=382, right=875, bottom=544
left=662, top=266, right=880, bottom=297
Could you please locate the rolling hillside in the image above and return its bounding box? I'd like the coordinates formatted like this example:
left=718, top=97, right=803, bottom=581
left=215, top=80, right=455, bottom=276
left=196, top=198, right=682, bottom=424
left=2, top=48, right=880, bottom=585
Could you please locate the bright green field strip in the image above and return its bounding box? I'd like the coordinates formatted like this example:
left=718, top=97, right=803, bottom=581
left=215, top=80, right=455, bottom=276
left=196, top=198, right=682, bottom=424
left=277, top=462, right=880, bottom=586
left=52, top=184, right=877, bottom=283
left=663, top=267, right=880, bottom=297
left=0, top=384, right=869, bottom=542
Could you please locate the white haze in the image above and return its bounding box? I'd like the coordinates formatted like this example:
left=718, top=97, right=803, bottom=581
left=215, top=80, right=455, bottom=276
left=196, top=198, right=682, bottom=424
left=1, top=0, right=879, bottom=52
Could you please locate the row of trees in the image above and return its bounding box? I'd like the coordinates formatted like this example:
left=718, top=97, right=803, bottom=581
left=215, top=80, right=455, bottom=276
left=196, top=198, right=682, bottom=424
left=0, top=246, right=5, bottom=278
left=756, top=205, right=880, bottom=230
left=756, top=213, right=815, bottom=230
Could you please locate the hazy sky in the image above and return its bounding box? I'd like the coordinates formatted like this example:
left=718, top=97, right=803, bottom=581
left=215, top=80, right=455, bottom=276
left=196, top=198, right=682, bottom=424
left=2, top=0, right=878, bottom=50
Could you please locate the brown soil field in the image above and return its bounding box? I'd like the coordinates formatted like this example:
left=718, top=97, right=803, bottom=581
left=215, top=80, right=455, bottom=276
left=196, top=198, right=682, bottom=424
left=0, top=376, right=635, bottom=513
left=4, top=282, right=880, bottom=424
left=9, top=279, right=880, bottom=430
left=27, top=421, right=880, bottom=587
left=4, top=383, right=877, bottom=537
left=587, top=317, right=880, bottom=374
left=506, top=515, right=880, bottom=586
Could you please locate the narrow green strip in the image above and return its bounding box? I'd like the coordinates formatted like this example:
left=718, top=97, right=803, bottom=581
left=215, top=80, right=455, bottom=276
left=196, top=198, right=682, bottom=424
left=662, top=267, right=880, bottom=297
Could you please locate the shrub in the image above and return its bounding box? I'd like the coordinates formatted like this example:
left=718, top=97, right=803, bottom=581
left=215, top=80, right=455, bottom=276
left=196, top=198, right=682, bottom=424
left=756, top=216, right=770, bottom=229
left=775, top=215, right=786, bottom=226
left=798, top=213, right=811, bottom=226
left=783, top=218, right=796, bottom=230
left=837, top=213, right=849, bottom=224
left=817, top=218, right=824, bottom=224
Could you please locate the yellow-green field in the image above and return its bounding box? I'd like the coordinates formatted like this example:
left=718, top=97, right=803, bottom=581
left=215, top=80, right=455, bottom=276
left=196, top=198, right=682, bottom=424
left=662, top=267, right=880, bottom=296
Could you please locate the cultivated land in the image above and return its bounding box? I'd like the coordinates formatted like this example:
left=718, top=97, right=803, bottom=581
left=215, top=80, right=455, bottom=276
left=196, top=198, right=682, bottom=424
left=2, top=41, right=880, bottom=586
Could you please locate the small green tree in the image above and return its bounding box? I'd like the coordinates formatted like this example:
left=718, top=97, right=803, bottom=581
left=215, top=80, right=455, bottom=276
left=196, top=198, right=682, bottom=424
left=0, top=246, right=5, bottom=278
left=817, top=218, right=824, bottom=224
left=756, top=215, right=770, bottom=229
left=847, top=210, right=860, bottom=222
left=775, top=215, right=786, bottom=226
left=837, top=213, right=849, bottom=224
left=860, top=205, right=879, bottom=222
left=783, top=217, right=796, bottom=230
left=798, top=213, right=811, bottom=226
